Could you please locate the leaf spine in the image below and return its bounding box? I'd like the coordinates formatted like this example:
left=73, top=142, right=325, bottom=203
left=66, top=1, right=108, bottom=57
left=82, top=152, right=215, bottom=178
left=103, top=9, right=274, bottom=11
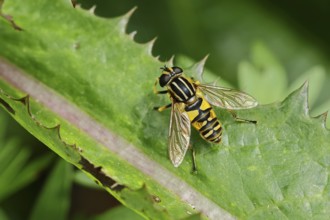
left=191, top=55, right=209, bottom=82
left=118, top=6, right=137, bottom=34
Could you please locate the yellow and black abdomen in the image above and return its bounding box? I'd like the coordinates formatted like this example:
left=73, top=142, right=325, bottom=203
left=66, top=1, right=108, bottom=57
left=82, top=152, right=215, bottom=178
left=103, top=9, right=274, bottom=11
left=185, top=97, right=222, bottom=143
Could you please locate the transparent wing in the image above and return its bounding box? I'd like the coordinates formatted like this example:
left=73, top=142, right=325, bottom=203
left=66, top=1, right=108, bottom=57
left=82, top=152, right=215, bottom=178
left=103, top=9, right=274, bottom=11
left=168, top=102, right=191, bottom=167
left=198, top=84, right=258, bottom=110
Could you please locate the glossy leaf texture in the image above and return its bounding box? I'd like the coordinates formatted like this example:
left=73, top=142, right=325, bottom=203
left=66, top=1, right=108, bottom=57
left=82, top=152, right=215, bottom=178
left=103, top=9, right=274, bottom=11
left=0, top=0, right=330, bottom=219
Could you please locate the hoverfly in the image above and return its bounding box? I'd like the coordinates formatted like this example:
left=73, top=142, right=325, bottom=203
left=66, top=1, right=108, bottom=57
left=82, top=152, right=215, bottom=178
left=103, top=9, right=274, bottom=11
left=154, top=66, right=258, bottom=168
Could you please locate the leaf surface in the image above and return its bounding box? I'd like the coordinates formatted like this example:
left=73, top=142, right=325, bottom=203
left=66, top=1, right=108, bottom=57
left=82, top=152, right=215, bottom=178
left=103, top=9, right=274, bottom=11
left=0, top=1, right=329, bottom=219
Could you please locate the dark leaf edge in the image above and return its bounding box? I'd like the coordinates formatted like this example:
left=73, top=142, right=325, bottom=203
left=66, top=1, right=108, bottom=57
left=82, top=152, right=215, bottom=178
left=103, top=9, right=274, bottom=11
left=0, top=88, right=182, bottom=219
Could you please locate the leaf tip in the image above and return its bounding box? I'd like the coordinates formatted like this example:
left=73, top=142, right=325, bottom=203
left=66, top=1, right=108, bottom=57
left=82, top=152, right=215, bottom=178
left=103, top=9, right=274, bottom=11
left=88, top=5, right=97, bottom=15
left=167, top=55, right=175, bottom=66
left=144, top=37, right=157, bottom=56
left=301, top=80, right=309, bottom=91
left=71, top=0, right=77, bottom=8
left=118, top=6, right=137, bottom=34
left=313, top=111, right=329, bottom=129
left=128, top=30, right=137, bottom=40
left=15, top=95, right=31, bottom=115
left=190, top=54, right=209, bottom=81
left=283, top=81, right=309, bottom=115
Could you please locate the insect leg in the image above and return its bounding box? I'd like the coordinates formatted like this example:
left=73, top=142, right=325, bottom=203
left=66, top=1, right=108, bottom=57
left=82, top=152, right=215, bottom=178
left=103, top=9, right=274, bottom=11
left=153, top=103, right=172, bottom=112
left=153, top=78, right=168, bottom=95
left=228, top=110, right=257, bottom=124
left=191, top=146, right=198, bottom=174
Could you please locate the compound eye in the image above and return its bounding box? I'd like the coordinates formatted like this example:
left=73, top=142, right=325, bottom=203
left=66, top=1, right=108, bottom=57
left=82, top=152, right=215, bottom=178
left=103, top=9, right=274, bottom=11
left=172, top=66, right=183, bottom=74
left=159, top=74, right=171, bottom=87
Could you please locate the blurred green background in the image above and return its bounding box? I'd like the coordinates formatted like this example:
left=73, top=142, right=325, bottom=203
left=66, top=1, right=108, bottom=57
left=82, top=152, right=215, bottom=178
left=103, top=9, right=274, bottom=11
left=1, top=0, right=330, bottom=219
left=79, top=0, right=330, bottom=108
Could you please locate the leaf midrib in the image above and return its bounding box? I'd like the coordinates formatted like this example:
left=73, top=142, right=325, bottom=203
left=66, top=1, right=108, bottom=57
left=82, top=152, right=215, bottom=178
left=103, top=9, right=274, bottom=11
left=0, top=58, right=235, bottom=220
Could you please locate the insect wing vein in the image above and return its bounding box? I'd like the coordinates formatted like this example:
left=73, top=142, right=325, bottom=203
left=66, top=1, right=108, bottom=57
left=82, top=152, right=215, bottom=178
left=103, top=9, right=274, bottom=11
left=168, top=103, right=191, bottom=167
left=198, top=84, right=258, bottom=110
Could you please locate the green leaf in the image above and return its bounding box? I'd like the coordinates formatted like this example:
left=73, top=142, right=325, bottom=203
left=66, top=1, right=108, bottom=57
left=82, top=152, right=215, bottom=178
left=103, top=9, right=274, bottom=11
left=238, top=42, right=287, bottom=104
left=91, top=205, right=207, bottom=220
left=73, top=170, right=102, bottom=190
left=91, top=205, right=144, bottom=220
left=29, top=159, right=73, bottom=220
left=0, top=111, right=52, bottom=202
left=0, top=1, right=330, bottom=220
left=312, top=100, right=330, bottom=129
left=237, top=43, right=329, bottom=129
left=163, top=0, right=330, bottom=89
left=287, top=66, right=326, bottom=107
left=175, top=55, right=233, bottom=88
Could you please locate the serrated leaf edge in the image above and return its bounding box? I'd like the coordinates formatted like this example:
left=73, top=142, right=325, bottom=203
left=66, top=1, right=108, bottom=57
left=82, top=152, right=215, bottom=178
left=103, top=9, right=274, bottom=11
left=5, top=5, right=328, bottom=219
left=0, top=88, right=173, bottom=219
left=0, top=57, right=234, bottom=220
left=282, top=81, right=309, bottom=116
left=189, top=55, right=209, bottom=82
left=0, top=91, right=83, bottom=155
left=118, top=6, right=137, bottom=35
left=0, top=2, right=23, bottom=31
left=312, top=111, right=328, bottom=129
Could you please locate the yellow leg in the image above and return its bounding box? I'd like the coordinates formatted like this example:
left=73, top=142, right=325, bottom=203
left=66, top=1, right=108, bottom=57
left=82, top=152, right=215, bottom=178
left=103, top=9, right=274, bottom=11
left=153, top=78, right=168, bottom=95
left=153, top=103, right=172, bottom=112
left=191, top=145, right=198, bottom=174
left=228, top=110, right=257, bottom=124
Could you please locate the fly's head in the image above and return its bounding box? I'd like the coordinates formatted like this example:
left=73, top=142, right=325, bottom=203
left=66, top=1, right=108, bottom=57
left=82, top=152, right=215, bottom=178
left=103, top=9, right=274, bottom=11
left=159, top=66, right=183, bottom=87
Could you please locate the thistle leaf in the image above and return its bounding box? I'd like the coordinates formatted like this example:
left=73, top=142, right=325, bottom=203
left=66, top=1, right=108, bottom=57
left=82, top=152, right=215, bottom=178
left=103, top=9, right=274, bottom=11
left=0, top=0, right=329, bottom=219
